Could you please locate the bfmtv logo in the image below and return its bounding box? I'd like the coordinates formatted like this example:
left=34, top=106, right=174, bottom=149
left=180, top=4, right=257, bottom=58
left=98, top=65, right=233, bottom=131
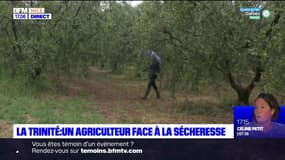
left=13, top=8, right=45, bottom=14
left=13, top=8, right=28, bottom=14
left=13, top=8, right=51, bottom=20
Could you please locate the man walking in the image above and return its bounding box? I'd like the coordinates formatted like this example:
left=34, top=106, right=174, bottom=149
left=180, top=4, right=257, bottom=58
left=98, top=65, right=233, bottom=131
left=142, top=50, right=161, bottom=100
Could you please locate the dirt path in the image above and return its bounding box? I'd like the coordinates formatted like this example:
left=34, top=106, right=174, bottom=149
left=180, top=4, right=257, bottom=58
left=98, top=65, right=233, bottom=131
left=0, top=67, right=232, bottom=137
left=57, top=67, right=232, bottom=123
left=0, top=120, right=12, bottom=137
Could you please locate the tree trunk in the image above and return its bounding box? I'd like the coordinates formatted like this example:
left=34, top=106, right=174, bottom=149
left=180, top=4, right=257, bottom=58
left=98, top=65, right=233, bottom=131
left=31, top=67, right=42, bottom=81
left=236, top=88, right=251, bottom=105
left=112, top=62, right=118, bottom=72
left=227, top=68, right=263, bottom=105
left=11, top=17, right=23, bottom=62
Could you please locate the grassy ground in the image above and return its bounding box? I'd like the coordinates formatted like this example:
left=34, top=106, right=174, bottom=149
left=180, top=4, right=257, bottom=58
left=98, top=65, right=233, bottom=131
left=0, top=67, right=236, bottom=137
left=48, top=66, right=235, bottom=124
left=0, top=75, right=103, bottom=137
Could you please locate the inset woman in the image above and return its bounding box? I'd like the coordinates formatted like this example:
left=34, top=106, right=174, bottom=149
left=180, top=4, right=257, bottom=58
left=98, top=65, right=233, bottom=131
left=247, top=93, right=285, bottom=137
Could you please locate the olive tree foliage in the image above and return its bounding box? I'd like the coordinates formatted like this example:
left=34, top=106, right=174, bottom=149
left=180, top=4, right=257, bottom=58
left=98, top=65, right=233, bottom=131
left=135, top=1, right=285, bottom=104
left=133, top=2, right=199, bottom=95
left=194, top=2, right=284, bottom=104
left=1, top=1, right=285, bottom=104
left=98, top=1, right=138, bottom=72
left=195, top=1, right=268, bottom=104
left=158, top=2, right=210, bottom=94
left=43, top=1, right=103, bottom=76
left=0, top=1, right=104, bottom=80
left=260, top=2, right=285, bottom=96
left=135, top=2, right=230, bottom=97
left=189, top=2, right=284, bottom=104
